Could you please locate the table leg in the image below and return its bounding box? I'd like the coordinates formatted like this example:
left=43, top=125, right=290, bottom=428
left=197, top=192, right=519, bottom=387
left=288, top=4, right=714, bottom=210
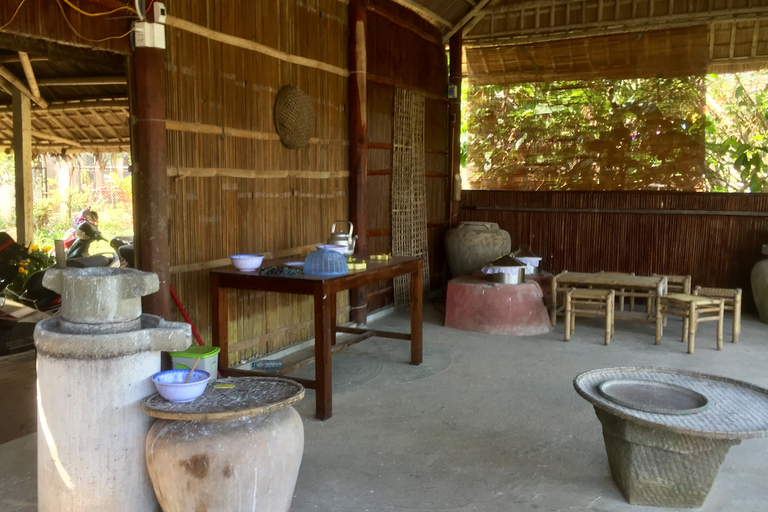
left=550, top=276, right=558, bottom=326
left=410, top=263, right=423, bottom=365
left=314, top=286, right=334, bottom=420
left=330, top=292, right=337, bottom=346
left=210, top=274, right=229, bottom=373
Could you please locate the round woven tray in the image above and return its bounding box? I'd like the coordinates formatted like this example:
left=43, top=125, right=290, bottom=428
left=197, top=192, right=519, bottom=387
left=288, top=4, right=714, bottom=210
left=574, top=366, right=768, bottom=439
left=141, top=377, right=304, bottom=423
left=274, top=85, right=314, bottom=149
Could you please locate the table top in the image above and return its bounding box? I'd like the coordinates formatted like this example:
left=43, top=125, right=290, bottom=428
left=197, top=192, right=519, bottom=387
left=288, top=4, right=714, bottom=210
left=574, top=367, right=768, bottom=439
left=141, top=377, right=304, bottom=422
left=555, top=271, right=666, bottom=290
left=211, top=255, right=421, bottom=282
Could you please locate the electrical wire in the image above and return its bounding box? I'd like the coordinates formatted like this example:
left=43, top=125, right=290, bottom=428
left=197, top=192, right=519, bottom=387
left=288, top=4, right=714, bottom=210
left=55, top=0, right=135, bottom=43
left=145, top=0, right=155, bottom=14
left=60, top=0, right=137, bottom=17
left=0, top=0, right=27, bottom=31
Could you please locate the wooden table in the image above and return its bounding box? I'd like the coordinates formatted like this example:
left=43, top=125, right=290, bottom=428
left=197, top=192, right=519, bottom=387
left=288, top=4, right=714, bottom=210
left=210, top=256, right=423, bottom=420
left=552, top=272, right=667, bottom=342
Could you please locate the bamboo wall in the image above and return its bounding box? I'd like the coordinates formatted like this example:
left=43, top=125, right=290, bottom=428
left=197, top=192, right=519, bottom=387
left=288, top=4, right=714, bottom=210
left=461, top=190, right=768, bottom=311
left=366, top=0, right=450, bottom=311
left=163, top=0, right=350, bottom=365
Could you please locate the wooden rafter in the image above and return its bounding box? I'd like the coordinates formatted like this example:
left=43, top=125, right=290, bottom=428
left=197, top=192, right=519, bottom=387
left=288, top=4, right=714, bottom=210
left=32, top=130, right=81, bottom=148
left=0, top=55, right=47, bottom=65
left=443, top=0, right=493, bottom=43
left=390, top=0, right=453, bottom=27
left=36, top=76, right=127, bottom=87
left=0, top=98, right=130, bottom=112
left=18, top=52, right=39, bottom=98
left=0, top=66, right=47, bottom=108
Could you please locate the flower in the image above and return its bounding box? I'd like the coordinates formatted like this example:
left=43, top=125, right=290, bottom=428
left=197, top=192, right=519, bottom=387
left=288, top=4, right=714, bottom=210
left=42, top=245, right=53, bottom=253
left=18, top=267, right=27, bottom=275
left=19, top=260, right=28, bottom=266
left=29, top=244, right=39, bottom=252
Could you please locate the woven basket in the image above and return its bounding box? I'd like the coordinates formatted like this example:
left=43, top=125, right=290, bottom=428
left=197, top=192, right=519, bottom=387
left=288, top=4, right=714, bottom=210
left=274, top=85, right=315, bottom=149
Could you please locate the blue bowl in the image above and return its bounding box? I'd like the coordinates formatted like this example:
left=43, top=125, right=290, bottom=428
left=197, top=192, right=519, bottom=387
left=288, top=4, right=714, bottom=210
left=152, top=369, right=211, bottom=403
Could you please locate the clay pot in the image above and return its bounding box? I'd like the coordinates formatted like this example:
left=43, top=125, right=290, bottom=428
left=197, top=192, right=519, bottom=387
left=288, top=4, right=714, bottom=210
left=145, top=406, right=304, bottom=512
left=751, top=256, right=768, bottom=323
left=445, top=221, right=511, bottom=278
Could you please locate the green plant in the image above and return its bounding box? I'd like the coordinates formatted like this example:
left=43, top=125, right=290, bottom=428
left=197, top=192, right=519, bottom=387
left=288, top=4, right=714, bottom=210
left=5, top=243, right=56, bottom=296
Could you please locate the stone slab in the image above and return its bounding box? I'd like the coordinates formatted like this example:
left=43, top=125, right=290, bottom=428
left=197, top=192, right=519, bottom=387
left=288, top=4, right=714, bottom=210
left=445, top=276, right=552, bottom=336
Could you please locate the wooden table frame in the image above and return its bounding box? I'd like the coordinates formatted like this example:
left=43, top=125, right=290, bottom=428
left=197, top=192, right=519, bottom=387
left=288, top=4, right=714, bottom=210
left=210, top=256, right=423, bottom=420
left=552, top=272, right=668, bottom=343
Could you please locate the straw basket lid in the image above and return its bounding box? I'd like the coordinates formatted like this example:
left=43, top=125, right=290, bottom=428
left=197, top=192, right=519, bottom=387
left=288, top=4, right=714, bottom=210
left=274, top=85, right=315, bottom=149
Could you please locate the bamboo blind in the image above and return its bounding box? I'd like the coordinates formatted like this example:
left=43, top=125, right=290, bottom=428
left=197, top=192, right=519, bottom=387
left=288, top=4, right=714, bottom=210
left=392, top=88, right=431, bottom=307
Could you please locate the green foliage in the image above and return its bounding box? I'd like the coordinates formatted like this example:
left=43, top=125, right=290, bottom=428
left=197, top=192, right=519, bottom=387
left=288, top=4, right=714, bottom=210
left=462, top=72, right=768, bottom=192
left=704, top=72, right=768, bottom=192
left=5, top=243, right=56, bottom=296
left=0, top=153, right=13, bottom=185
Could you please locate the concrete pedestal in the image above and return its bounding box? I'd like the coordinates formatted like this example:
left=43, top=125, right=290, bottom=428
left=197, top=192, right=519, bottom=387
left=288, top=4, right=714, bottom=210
left=444, top=276, right=551, bottom=336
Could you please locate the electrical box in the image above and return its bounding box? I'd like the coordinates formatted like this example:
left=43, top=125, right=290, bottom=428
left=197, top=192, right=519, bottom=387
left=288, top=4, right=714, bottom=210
left=447, top=84, right=458, bottom=98
left=134, top=21, right=166, bottom=49
left=153, top=2, right=167, bottom=24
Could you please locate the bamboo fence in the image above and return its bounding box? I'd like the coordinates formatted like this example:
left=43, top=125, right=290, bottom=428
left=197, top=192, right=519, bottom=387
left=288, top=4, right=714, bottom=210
left=163, top=0, right=350, bottom=365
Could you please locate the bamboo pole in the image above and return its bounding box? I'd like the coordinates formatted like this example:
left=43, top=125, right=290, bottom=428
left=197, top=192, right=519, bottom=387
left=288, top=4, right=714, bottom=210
left=164, top=15, right=350, bottom=77
left=0, top=66, right=48, bottom=109
left=18, top=52, right=39, bottom=98
left=167, top=167, right=349, bottom=179
left=165, top=119, right=348, bottom=146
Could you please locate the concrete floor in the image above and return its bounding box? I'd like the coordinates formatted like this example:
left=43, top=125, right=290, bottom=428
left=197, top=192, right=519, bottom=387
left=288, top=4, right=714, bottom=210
left=2, top=303, right=768, bottom=511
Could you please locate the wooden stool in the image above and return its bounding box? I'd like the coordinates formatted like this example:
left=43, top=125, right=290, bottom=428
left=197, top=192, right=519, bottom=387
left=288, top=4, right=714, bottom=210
left=659, top=293, right=724, bottom=354
left=694, top=286, right=742, bottom=343
left=564, top=288, right=615, bottom=345
left=654, top=274, right=692, bottom=294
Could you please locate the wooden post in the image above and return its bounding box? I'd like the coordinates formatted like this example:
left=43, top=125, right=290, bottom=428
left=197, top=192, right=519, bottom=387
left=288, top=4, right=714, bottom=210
left=13, top=88, right=33, bottom=245
left=449, top=32, right=462, bottom=228
left=131, top=45, right=171, bottom=319
left=349, top=0, right=368, bottom=325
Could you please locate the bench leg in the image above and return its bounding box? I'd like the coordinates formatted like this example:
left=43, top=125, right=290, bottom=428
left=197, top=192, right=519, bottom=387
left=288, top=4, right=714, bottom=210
left=563, top=293, right=571, bottom=342
left=687, top=303, right=697, bottom=354
left=733, top=292, right=741, bottom=343
left=717, top=302, right=724, bottom=351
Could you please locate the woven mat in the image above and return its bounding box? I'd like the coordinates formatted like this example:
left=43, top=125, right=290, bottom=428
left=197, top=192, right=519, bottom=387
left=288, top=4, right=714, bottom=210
left=392, top=88, right=430, bottom=308
left=574, top=367, right=768, bottom=439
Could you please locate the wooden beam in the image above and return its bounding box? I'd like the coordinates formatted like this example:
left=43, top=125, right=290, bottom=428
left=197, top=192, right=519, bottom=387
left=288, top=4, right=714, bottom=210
left=390, top=0, right=453, bottom=27
left=132, top=44, right=171, bottom=318
left=31, top=130, right=81, bottom=147
left=0, top=75, right=12, bottom=96
left=449, top=32, right=463, bottom=225
left=13, top=89, right=33, bottom=245
left=36, top=76, right=127, bottom=87
left=0, top=67, right=47, bottom=108
left=443, top=0, right=493, bottom=43
left=349, top=0, right=368, bottom=325
left=0, top=55, right=47, bottom=65
left=18, top=52, right=39, bottom=98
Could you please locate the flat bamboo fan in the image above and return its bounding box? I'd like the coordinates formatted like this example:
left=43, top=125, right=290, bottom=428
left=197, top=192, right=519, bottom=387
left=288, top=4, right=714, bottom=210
left=274, top=85, right=315, bottom=149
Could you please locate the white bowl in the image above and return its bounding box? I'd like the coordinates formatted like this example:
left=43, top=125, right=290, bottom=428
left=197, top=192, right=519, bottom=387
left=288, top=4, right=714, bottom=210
left=230, top=254, right=264, bottom=272
left=152, top=369, right=211, bottom=403
left=316, top=244, right=346, bottom=254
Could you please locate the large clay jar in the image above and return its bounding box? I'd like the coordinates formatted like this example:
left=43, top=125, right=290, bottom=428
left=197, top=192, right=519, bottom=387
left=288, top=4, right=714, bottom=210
left=751, top=246, right=768, bottom=323
left=142, top=377, right=304, bottom=512
left=445, top=221, right=512, bottom=278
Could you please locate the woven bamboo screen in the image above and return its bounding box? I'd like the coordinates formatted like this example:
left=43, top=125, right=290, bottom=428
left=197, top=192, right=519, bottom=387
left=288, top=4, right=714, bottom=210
left=392, top=88, right=431, bottom=307
left=163, top=0, right=349, bottom=365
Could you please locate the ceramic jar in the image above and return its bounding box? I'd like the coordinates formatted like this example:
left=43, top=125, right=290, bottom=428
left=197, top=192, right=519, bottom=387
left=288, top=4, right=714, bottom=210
left=445, top=221, right=512, bottom=278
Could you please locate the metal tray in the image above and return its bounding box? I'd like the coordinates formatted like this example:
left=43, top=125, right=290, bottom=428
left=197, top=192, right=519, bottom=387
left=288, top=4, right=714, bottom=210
left=598, top=378, right=709, bottom=415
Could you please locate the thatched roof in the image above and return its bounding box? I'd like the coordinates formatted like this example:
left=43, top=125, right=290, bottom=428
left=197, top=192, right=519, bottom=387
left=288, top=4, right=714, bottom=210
left=397, top=0, right=768, bottom=83
left=0, top=48, right=128, bottom=155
